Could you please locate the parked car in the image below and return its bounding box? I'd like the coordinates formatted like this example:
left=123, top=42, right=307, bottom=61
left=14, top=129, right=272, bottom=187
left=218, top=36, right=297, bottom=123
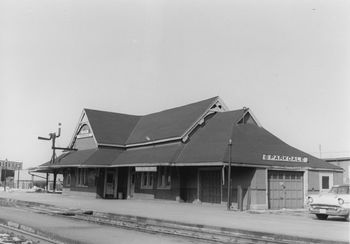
left=308, top=185, right=350, bottom=220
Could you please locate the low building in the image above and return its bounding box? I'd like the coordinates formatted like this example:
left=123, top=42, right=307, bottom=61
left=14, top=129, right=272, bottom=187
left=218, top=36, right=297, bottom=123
left=324, top=157, right=350, bottom=184
left=36, top=97, right=342, bottom=209
left=13, top=169, right=63, bottom=191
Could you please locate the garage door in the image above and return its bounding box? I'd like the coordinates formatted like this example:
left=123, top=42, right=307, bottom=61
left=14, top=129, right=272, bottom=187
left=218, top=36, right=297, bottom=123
left=268, top=171, right=304, bottom=209
left=200, top=170, right=221, bottom=203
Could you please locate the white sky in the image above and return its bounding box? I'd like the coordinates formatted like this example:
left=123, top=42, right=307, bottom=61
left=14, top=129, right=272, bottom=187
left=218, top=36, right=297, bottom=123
left=1, top=0, right=349, bottom=168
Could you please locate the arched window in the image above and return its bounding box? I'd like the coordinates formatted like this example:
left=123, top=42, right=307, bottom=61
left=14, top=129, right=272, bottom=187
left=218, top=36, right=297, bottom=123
left=76, top=124, right=92, bottom=138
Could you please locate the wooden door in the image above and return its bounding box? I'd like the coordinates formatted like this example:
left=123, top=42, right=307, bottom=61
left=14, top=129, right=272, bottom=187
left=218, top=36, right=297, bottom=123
left=200, top=170, right=221, bottom=203
left=268, top=171, right=303, bottom=209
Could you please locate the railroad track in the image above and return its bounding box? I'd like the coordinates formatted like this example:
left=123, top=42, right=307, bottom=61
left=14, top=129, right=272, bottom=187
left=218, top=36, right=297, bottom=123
left=0, top=223, right=62, bottom=244
left=0, top=198, right=345, bottom=244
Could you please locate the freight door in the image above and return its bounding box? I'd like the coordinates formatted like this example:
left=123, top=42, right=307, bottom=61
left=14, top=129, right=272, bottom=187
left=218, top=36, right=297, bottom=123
left=268, top=171, right=304, bottom=209
left=200, top=170, right=221, bottom=203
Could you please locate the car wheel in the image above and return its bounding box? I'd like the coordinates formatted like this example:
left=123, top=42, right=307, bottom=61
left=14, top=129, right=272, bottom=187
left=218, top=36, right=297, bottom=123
left=316, top=214, right=328, bottom=220
left=344, top=214, right=349, bottom=221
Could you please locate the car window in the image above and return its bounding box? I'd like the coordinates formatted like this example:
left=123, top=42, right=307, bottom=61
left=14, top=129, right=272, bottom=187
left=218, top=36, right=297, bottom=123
left=337, top=186, right=349, bottom=194
left=329, top=186, right=339, bottom=194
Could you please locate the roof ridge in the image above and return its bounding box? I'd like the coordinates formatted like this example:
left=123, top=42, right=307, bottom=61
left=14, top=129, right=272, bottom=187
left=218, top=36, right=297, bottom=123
left=84, top=108, right=140, bottom=117
left=142, top=96, right=219, bottom=116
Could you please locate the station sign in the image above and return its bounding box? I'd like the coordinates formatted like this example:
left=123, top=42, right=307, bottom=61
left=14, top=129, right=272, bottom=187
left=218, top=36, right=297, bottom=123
left=262, top=154, right=308, bottom=163
left=135, top=166, right=157, bottom=172
left=0, top=160, right=23, bottom=170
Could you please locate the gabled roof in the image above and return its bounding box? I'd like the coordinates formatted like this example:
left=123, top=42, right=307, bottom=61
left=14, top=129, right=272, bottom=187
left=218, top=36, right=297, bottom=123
left=82, top=97, right=219, bottom=147
left=125, top=96, right=219, bottom=145
left=84, top=109, right=140, bottom=146
left=37, top=96, right=341, bottom=172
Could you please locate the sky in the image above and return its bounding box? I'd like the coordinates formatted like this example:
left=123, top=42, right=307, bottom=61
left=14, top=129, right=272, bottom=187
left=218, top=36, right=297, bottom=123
left=0, top=0, right=349, bottom=169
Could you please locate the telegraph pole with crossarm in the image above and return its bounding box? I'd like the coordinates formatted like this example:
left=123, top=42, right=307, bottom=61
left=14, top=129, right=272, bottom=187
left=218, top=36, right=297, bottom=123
left=38, top=123, right=76, bottom=192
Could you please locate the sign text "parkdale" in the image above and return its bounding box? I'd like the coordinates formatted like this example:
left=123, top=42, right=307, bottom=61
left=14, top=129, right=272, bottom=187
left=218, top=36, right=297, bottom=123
left=262, top=154, right=308, bottom=163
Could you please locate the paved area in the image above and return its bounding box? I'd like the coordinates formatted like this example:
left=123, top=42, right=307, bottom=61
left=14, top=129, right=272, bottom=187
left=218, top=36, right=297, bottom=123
left=0, top=207, right=201, bottom=244
left=0, top=191, right=349, bottom=242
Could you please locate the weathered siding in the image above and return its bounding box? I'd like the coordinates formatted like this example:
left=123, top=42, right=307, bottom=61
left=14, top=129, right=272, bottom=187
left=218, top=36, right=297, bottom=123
left=222, top=167, right=255, bottom=207
left=333, top=171, right=343, bottom=185
left=327, top=161, right=350, bottom=184
left=134, top=167, right=180, bottom=201
left=308, top=170, right=319, bottom=194
left=250, top=168, right=267, bottom=207
left=66, top=168, right=97, bottom=193
left=308, top=170, right=343, bottom=194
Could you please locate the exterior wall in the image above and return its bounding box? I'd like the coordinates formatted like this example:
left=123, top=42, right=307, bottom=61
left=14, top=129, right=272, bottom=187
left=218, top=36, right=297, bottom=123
left=308, top=170, right=319, bottom=194
left=222, top=166, right=265, bottom=209
left=333, top=171, right=343, bottom=185
left=308, top=170, right=343, bottom=195
left=250, top=168, right=267, bottom=209
left=64, top=168, right=97, bottom=193
left=134, top=167, right=181, bottom=201
left=327, top=160, right=350, bottom=184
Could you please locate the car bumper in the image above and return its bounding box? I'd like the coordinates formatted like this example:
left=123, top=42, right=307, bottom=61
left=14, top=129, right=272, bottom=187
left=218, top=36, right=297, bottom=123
left=309, top=205, right=349, bottom=217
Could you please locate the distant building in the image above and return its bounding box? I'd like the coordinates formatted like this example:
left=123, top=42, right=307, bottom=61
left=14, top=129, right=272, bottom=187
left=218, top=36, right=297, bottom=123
left=0, top=159, right=22, bottom=189
left=324, top=157, right=350, bottom=184
left=35, top=97, right=342, bottom=210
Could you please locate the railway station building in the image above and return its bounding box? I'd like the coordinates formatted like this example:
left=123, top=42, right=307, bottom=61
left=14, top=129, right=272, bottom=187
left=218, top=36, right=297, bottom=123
left=36, top=97, right=343, bottom=210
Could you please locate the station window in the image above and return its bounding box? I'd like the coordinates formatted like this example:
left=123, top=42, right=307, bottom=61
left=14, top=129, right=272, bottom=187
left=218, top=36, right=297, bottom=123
left=322, top=176, right=329, bottom=190
left=141, top=172, right=154, bottom=189
left=157, top=167, right=171, bottom=189
left=76, top=168, right=88, bottom=186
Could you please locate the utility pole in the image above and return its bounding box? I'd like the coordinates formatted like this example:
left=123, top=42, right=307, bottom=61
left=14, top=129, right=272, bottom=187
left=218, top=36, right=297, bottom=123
left=38, top=123, right=61, bottom=192
left=38, top=123, right=76, bottom=192
left=38, top=123, right=61, bottom=164
left=227, top=139, right=232, bottom=210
